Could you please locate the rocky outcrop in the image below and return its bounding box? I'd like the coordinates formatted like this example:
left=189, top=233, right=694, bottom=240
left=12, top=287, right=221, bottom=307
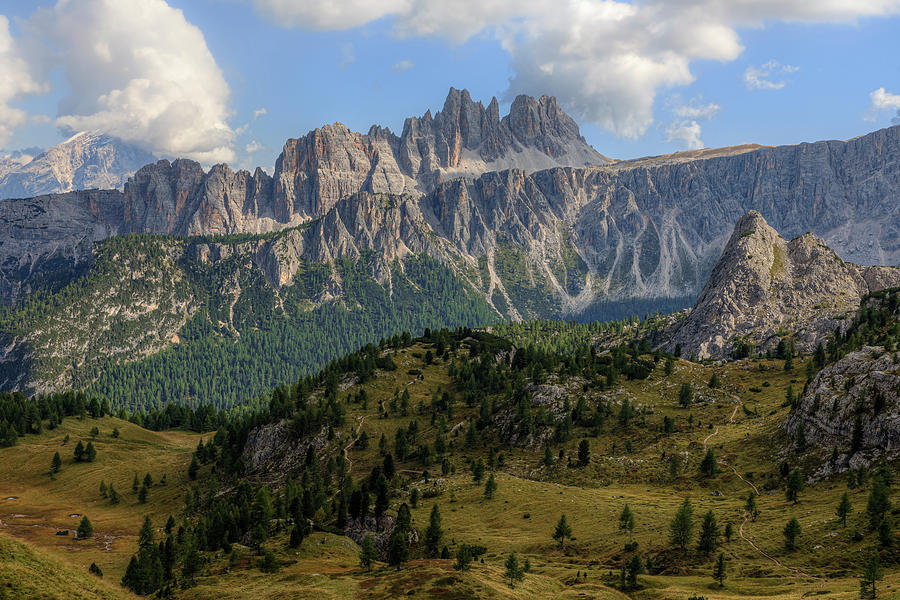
left=2, top=91, right=900, bottom=318
left=0, top=132, right=153, bottom=199
left=785, top=345, right=900, bottom=470
left=665, top=212, right=900, bottom=360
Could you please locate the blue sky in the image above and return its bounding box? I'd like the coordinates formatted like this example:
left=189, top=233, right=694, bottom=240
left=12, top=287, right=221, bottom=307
left=1, top=0, right=899, bottom=169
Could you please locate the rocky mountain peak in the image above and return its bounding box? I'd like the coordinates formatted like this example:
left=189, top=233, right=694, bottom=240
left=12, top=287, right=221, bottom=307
left=665, top=211, right=900, bottom=359
left=0, top=132, right=154, bottom=199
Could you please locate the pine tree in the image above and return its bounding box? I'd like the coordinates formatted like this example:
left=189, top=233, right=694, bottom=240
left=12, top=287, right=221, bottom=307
left=699, top=449, right=718, bottom=478
left=553, top=514, right=572, bottom=548
left=543, top=446, right=555, bottom=466
left=73, top=440, right=85, bottom=462
left=359, top=534, right=377, bottom=570
left=786, top=469, right=804, bottom=503
left=84, top=441, right=96, bottom=462
left=99, top=480, right=107, bottom=498
left=289, top=523, right=305, bottom=548
left=578, top=439, right=590, bottom=466
left=624, top=554, right=642, bottom=589
left=77, top=516, right=93, bottom=539
left=783, top=518, right=801, bottom=551
left=619, top=504, right=635, bottom=537
left=424, top=504, right=443, bottom=557
left=143, top=473, right=153, bottom=488
left=188, top=456, right=199, bottom=480
left=454, top=545, right=472, bottom=571
left=860, top=550, right=883, bottom=599
left=724, top=522, right=733, bottom=542
left=109, top=484, right=120, bottom=504
left=745, top=492, right=759, bottom=521
left=708, top=372, right=721, bottom=388
left=50, top=452, right=61, bottom=476
left=713, top=552, right=727, bottom=587
left=484, top=473, right=497, bottom=499
left=837, top=492, right=852, bottom=527
left=678, top=383, right=693, bottom=407
left=504, top=553, right=524, bottom=588
left=867, top=476, right=892, bottom=530
left=132, top=473, right=140, bottom=492
left=697, top=510, right=719, bottom=555
left=669, top=498, right=694, bottom=551
left=387, top=528, right=409, bottom=570
left=138, top=484, right=148, bottom=504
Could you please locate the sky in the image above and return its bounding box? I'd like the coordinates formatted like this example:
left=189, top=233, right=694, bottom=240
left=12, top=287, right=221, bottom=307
left=1, top=0, right=899, bottom=171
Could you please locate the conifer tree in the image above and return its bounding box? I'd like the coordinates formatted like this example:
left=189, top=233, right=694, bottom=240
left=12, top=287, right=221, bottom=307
left=678, top=383, right=693, bottom=407
left=73, top=440, right=85, bottom=462
left=77, top=516, right=93, bottom=539
left=713, top=552, right=727, bottom=587
left=699, top=449, right=718, bottom=478
left=504, top=553, right=524, bottom=588
left=670, top=498, right=694, bottom=551
left=578, top=439, right=590, bottom=466
left=745, top=492, right=759, bottom=521
left=424, top=504, right=443, bottom=557
left=50, top=452, right=61, bottom=476
left=861, top=550, right=883, bottom=599
left=783, top=518, right=801, bottom=550
left=85, top=441, right=96, bottom=462
left=553, top=514, right=573, bottom=548
left=359, top=534, right=377, bottom=570
left=484, top=472, right=497, bottom=499
left=786, top=469, right=804, bottom=503
left=138, top=484, right=148, bottom=504
left=619, top=504, right=635, bottom=537
left=697, top=510, right=719, bottom=555
left=837, top=492, right=852, bottom=527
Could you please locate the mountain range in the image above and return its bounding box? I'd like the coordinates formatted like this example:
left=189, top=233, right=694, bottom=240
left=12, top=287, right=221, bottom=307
left=2, top=88, right=900, bottom=406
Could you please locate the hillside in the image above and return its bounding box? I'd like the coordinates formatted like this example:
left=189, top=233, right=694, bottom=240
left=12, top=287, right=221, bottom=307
left=2, top=310, right=900, bottom=598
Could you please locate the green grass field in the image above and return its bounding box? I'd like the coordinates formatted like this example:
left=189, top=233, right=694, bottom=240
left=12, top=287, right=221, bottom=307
left=2, top=342, right=898, bottom=599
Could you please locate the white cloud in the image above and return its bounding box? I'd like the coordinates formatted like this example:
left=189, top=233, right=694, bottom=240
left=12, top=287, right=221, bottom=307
left=245, top=140, right=265, bottom=153
left=28, top=0, right=235, bottom=163
left=866, top=87, right=900, bottom=122
left=246, top=0, right=900, bottom=139
left=744, top=60, right=800, bottom=91
left=672, top=98, right=721, bottom=120
left=665, top=120, right=704, bottom=150
left=0, top=16, right=49, bottom=146
left=252, top=107, right=268, bottom=120
left=391, top=59, right=414, bottom=71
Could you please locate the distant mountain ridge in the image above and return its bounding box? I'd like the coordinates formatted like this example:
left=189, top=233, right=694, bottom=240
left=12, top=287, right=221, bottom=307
left=0, top=132, right=153, bottom=200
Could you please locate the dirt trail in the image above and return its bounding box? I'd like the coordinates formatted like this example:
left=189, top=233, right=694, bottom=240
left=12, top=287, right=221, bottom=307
left=343, top=414, right=370, bottom=474
left=712, top=395, right=819, bottom=583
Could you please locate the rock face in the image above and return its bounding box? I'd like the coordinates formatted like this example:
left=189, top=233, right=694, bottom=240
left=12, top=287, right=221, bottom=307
left=665, top=211, right=900, bottom=360
left=2, top=89, right=900, bottom=317
left=0, top=132, right=153, bottom=200
left=785, top=345, right=900, bottom=468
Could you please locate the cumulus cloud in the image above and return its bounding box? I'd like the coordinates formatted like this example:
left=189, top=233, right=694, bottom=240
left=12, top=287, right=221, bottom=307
left=391, top=59, right=414, bottom=71
left=672, top=97, right=721, bottom=120
left=0, top=16, right=49, bottom=146
left=247, top=0, right=900, bottom=139
left=665, top=95, right=720, bottom=149
left=245, top=140, right=265, bottom=153
left=27, top=0, right=234, bottom=163
left=743, top=60, right=799, bottom=90
left=252, top=107, right=268, bottom=120
left=866, top=87, right=900, bottom=122
left=665, top=120, right=704, bottom=150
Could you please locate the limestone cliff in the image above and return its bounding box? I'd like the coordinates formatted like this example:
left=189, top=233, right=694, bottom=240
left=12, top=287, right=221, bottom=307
left=664, top=211, right=900, bottom=360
